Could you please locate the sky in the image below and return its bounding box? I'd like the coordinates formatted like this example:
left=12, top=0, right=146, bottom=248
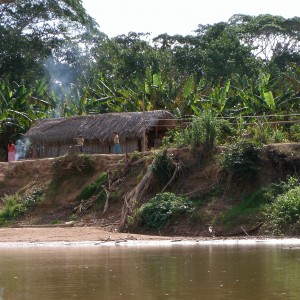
left=81, top=0, right=298, bottom=37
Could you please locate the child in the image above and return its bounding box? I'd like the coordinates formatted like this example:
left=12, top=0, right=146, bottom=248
left=77, top=135, right=84, bottom=153
left=8, top=140, right=16, bottom=161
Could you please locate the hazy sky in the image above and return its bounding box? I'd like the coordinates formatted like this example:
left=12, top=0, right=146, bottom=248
left=81, top=0, right=298, bottom=37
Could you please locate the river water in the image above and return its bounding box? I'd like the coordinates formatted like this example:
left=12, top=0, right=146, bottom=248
left=0, top=240, right=300, bottom=300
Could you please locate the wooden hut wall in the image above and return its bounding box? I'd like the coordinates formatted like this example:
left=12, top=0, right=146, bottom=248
left=84, top=139, right=139, bottom=154
left=28, top=143, right=71, bottom=158
left=123, top=139, right=139, bottom=153
left=84, top=141, right=109, bottom=154
left=27, top=139, right=140, bottom=158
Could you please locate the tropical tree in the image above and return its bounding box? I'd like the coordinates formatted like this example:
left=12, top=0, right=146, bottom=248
left=91, top=32, right=162, bottom=89
left=0, top=0, right=103, bottom=85
left=0, top=78, right=52, bottom=149
left=229, top=14, right=300, bottom=68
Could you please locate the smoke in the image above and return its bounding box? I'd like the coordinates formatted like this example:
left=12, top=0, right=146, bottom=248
left=15, top=137, right=31, bottom=161
left=43, top=53, right=90, bottom=118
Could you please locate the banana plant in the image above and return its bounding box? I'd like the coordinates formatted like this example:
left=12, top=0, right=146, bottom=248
left=190, top=79, right=230, bottom=117
left=0, top=79, right=50, bottom=126
left=0, top=78, right=52, bottom=143
left=231, top=71, right=276, bottom=116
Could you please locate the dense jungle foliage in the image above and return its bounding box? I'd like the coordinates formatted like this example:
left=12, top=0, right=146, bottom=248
left=1, top=0, right=300, bottom=153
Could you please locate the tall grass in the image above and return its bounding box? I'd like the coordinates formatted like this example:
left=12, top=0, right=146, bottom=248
left=162, top=114, right=220, bottom=150
left=0, top=188, right=45, bottom=225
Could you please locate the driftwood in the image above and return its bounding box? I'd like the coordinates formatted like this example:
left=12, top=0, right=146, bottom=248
left=102, top=172, right=124, bottom=214
left=73, top=155, right=145, bottom=216
left=74, top=196, right=97, bottom=215
left=216, top=222, right=264, bottom=237
left=14, top=223, right=75, bottom=228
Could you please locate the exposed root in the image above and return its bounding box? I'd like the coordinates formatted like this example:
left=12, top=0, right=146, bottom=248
left=161, top=161, right=182, bottom=193
left=120, top=166, right=154, bottom=227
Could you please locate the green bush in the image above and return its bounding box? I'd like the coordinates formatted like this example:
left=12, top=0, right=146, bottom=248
left=151, top=151, right=176, bottom=185
left=76, top=172, right=108, bottom=201
left=161, top=114, right=221, bottom=150
left=219, top=139, right=261, bottom=175
left=214, top=177, right=299, bottom=226
left=0, top=195, right=24, bottom=222
left=162, top=117, right=206, bottom=149
left=264, top=177, right=300, bottom=234
left=22, top=187, right=45, bottom=208
left=216, top=119, right=235, bottom=144
left=271, top=128, right=289, bottom=143
left=137, top=192, right=194, bottom=229
left=129, top=151, right=141, bottom=161
left=0, top=187, right=45, bottom=225
left=215, top=188, right=275, bottom=226
left=290, top=124, right=300, bottom=142
left=161, top=127, right=192, bottom=149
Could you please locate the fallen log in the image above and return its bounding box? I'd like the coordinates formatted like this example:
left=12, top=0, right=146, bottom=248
left=216, top=222, right=264, bottom=237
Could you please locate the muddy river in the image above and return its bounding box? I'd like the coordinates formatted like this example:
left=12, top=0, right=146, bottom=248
left=0, top=240, right=300, bottom=300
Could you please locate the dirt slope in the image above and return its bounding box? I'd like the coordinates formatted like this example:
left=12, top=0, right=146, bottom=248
left=0, top=144, right=300, bottom=237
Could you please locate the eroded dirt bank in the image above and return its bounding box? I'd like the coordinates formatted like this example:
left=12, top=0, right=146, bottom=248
left=0, top=143, right=300, bottom=239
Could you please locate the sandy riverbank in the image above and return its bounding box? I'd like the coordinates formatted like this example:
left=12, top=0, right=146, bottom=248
left=0, top=226, right=172, bottom=243
left=1, top=227, right=300, bottom=247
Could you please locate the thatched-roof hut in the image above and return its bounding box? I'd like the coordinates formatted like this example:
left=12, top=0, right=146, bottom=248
left=25, top=110, right=175, bottom=158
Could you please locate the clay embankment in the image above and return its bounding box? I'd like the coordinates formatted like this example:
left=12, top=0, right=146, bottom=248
left=0, top=143, right=300, bottom=242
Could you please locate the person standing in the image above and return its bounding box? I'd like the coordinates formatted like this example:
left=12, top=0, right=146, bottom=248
left=113, top=132, right=121, bottom=154
left=8, top=140, right=16, bottom=162
left=77, top=135, right=84, bottom=153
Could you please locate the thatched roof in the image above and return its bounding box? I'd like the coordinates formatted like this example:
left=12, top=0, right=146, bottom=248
left=25, top=110, right=175, bottom=144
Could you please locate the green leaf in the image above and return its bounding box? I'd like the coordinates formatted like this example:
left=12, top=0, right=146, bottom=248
left=153, top=73, right=161, bottom=87
left=183, top=77, right=194, bottom=98
left=264, top=91, right=275, bottom=109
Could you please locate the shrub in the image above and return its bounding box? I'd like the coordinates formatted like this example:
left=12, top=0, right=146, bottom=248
left=0, top=194, right=24, bottom=222
left=264, top=177, right=300, bottom=234
left=76, top=172, right=108, bottom=201
left=219, top=139, right=261, bottom=176
left=0, top=187, right=45, bottom=225
left=151, top=151, right=176, bottom=185
left=129, top=151, right=141, bottom=161
left=216, top=119, right=235, bottom=145
left=137, top=192, right=194, bottom=229
left=161, top=127, right=192, bottom=149
left=214, top=177, right=299, bottom=226
left=161, top=114, right=220, bottom=150
left=290, top=124, right=300, bottom=142
left=215, top=187, right=275, bottom=226
left=161, top=117, right=206, bottom=149
left=271, top=128, right=289, bottom=143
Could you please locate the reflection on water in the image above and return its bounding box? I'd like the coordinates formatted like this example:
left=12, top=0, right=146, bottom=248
left=0, top=243, right=300, bottom=300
